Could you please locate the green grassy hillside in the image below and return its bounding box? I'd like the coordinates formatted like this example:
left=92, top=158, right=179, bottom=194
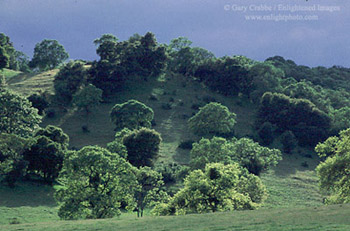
left=2, top=69, right=334, bottom=230
left=6, top=69, right=57, bottom=96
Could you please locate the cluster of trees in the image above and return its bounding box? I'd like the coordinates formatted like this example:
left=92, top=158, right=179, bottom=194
left=0, top=33, right=31, bottom=72
left=167, top=37, right=215, bottom=76
left=257, top=92, right=331, bottom=146
left=53, top=99, right=165, bottom=219
left=4, top=31, right=350, bottom=219
left=89, top=33, right=167, bottom=96
left=152, top=163, right=267, bottom=215
left=189, top=136, right=282, bottom=176
left=1, top=32, right=69, bottom=73
left=148, top=102, right=281, bottom=215
left=0, top=89, right=68, bottom=186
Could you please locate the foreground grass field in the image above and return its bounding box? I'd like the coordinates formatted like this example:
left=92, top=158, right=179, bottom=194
left=1, top=204, right=350, bottom=231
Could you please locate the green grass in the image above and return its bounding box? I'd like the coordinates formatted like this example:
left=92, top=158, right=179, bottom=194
left=0, top=182, right=58, bottom=225
left=261, top=152, right=323, bottom=208
left=0, top=68, right=22, bottom=80
left=1, top=204, right=350, bottom=231
left=6, top=69, right=58, bottom=96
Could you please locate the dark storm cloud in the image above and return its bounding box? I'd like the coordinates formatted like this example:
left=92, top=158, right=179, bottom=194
left=0, top=0, right=349, bottom=67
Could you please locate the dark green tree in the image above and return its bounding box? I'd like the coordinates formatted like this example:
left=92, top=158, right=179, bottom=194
left=27, top=92, right=49, bottom=115
left=106, top=140, right=128, bottom=159
left=257, top=122, right=275, bottom=145
left=88, top=60, right=126, bottom=96
left=0, top=133, right=33, bottom=187
left=230, top=138, right=282, bottom=175
left=119, top=32, right=167, bottom=77
left=280, top=130, right=297, bottom=154
left=0, top=46, right=9, bottom=69
left=0, top=33, right=18, bottom=70
left=258, top=92, right=331, bottom=146
left=248, top=62, right=284, bottom=102
left=190, top=137, right=233, bottom=170
left=110, top=99, right=154, bottom=131
left=122, top=128, right=162, bottom=167
left=14, top=51, right=31, bottom=72
left=190, top=137, right=282, bottom=176
left=35, top=125, right=69, bottom=147
left=54, top=61, right=87, bottom=103
left=23, top=125, right=69, bottom=182
left=194, top=56, right=252, bottom=96
left=23, top=136, right=65, bottom=182
left=167, top=37, right=215, bottom=76
left=72, top=84, right=102, bottom=114
left=94, top=34, right=119, bottom=62
left=93, top=34, right=119, bottom=46
left=30, top=39, right=69, bottom=71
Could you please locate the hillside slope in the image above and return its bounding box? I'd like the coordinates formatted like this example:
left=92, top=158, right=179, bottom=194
left=3, top=70, right=325, bottom=225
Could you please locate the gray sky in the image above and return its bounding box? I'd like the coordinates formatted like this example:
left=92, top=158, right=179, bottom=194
left=0, top=0, right=349, bottom=67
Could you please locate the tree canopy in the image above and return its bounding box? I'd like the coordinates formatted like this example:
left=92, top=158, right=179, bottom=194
left=30, top=39, right=69, bottom=71
left=0, top=89, right=42, bottom=137
left=23, top=125, right=69, bottom=182
left=55, top=146, right=137, bottom=220
left=258, top=92, right=331, bottom=146
left=190, top=137, right=282, bottom=175
left=133, top=167, right=166, bottom=217
left=72, top=84, right=102, bottom=113
left=122, top=128, right=162, bottom=167
left=0, top=133, right=33, bottom=187
left=110, top=100, right=154, bottom=131
left=152, top=163, right=267, bottom=215
left=54, top=61, right=87, bottom=103
left=316, top=129, right=350, bottom=204
left=188, top=102, right=236, bottom=137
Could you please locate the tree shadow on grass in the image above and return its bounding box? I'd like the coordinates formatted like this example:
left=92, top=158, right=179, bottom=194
left=0, top=181, right=57, bottom=207
left=272, top=151, right=320, bottom=177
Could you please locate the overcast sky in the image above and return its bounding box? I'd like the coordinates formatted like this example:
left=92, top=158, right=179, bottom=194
left=0, top=0, right=349, bottom=67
